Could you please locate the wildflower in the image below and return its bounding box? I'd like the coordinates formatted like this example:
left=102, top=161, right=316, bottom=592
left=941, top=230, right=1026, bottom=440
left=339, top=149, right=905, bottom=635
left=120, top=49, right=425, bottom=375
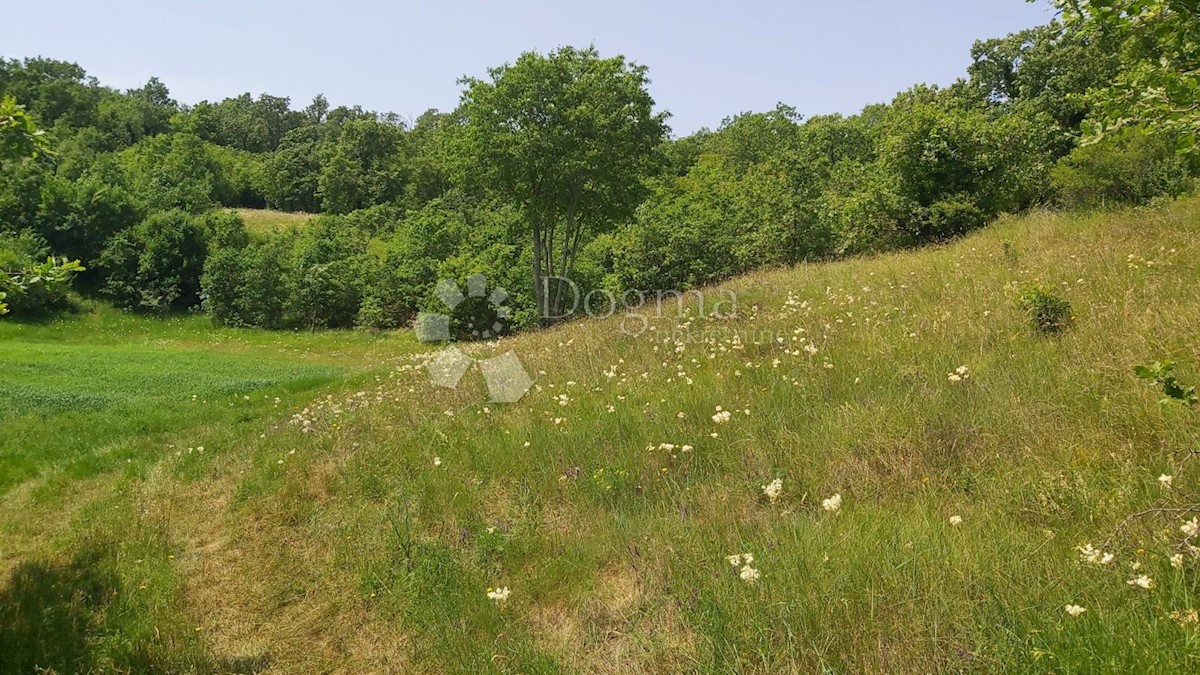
left=1065, top=604, right=1087, bottom=617
left=1159, top=474, right=1173, bottom=488
left=712, top=410, right=732, bottom=424
left=739, top=564, right=761, bottom=584
left=804, top=343, right=819, bottom=356
left=433, top=456, right=443, bottom=467
left=724, top=550, right=753, bottom=564
left=1127, top=575, right=1154, bottom=590
left=1171, top=553, right=1185, bottom=569
left=1077, top=543, right=1115, bottom=566
left=486, top=586, right=512, bottom=602
left=949, top=515, right=963, bottom=526
left=1182, top=518, right=1199, bottom=537
left=1170, top=609, right=1200, bottom=626
left=822, top=493, right=842, bottom=512
left=762, top=478, right=784, bottom=504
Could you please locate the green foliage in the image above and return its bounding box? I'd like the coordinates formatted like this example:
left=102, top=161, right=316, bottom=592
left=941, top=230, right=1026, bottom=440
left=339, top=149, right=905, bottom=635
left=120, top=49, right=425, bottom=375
left=202, top=214, right=371, bottom=329
left=969, top=22, right=1119, bottom=145
left=176, top=92, right=305, bottom=153
left=1018, top=285, right=1074, bottom=334
left=317, top=116, right=406, bottom=214
left=1051, top=127, right=1191, bottom=208
left=2, top=17, right=1198, bottom=337
left=0, top=95, right=49, bottom=160
left=33, top=158, right=143, bottom=275
left=611, top=151, right=830, bottom=291
left=0, top=232, right=85, bottom=317
left=460, top=45, right=669, bottom=319
left=263, top=126, right=323, bottom=212
left=99, top=210, right=208, bottom=314
left=876, top=94, right=1054, bottom=240
left=117, top=134, right=219, bottom=213
left=1045, top=0, right=1200, bottom=155
left=1133, top=360, right=1198, bottom=406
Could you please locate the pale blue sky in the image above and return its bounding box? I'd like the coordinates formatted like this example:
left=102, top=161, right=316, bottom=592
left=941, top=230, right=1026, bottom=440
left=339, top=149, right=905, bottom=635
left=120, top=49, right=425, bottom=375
left=7, top=1, right=1055, bottom=135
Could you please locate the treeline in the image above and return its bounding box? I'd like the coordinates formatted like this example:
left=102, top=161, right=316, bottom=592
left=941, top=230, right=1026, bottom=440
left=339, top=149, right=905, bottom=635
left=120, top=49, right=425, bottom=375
left=1, top=0, right=1196, bottom=330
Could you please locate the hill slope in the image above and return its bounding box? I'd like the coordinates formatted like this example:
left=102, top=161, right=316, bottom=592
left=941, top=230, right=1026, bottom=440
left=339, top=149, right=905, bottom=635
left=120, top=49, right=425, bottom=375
left=3, top=198, right=1200, bottom=673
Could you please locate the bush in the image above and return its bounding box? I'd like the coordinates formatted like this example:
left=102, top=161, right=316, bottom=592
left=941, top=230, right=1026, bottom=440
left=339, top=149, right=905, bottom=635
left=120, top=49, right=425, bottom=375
left=99, top=210, right=208, bottom=313
left=33, top=159, right=142, bottom=278
left=1019, top=286, right=1073, bottom=335
left=919, top=194, right=988, bottom=241
left=1051, top=128, right=1191, bottom=209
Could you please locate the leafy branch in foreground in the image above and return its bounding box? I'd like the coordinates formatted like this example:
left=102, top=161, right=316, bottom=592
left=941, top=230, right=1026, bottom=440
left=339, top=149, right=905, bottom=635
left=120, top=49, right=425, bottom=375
left=1040, top=0, right=1200, bottom=155
left=0, top=95, right=49, bottom=160
left=0, top=256, right=85, bottom=318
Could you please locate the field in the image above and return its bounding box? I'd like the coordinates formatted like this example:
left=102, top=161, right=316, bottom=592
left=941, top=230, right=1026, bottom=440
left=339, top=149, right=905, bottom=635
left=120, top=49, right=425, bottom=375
left=230, top=208, right=315, bottom=235
left=2, top=198, right=1200, bottom=673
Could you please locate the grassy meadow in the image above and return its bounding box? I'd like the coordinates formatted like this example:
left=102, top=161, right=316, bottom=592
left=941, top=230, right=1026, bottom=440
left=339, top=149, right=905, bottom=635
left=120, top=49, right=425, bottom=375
left=2, top=198, right=1200, bottom=673
left=229, top=208, right=315, bottom=235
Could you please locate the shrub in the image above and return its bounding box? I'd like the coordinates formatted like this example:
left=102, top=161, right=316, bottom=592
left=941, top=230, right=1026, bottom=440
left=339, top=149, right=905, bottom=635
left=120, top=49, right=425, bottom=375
left=1051, top=128, right=1191, bottom=209
left=33, top=160, right=142, bottom=279
left=199, top=246, right=249, bottom=326
left=199, top=210, right=250, bottom=249
left=919, top=194, right=988, bottom=241
left=1019, top=286, right=1073, bottom=334
left=355, top=295, right=387, bottom=332
left=99, top=210, right=208, bottom=314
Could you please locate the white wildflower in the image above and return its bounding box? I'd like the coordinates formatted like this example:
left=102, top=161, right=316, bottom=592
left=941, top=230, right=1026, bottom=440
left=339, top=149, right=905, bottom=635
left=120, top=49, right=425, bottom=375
left=1127, top=575, right=1154, bottom=590
left=1171, top=553, right=1185, bottom=569
left=822, top=493, right=843, bottom=512
left=762, top=478, right=784, bottom=504
left=486, top=586, right=512, bottom=601
left=1064, top=604, right=1087, bottom=617
left=1077, top=543, right=1115, bottom=566
left=1159, top=474, right=1173, bottom=488
left=1182, top=518, right=1199, bottom=537
left=949, top=515, right=963, bottom=526
left=739, top=564, right=760, bottom=584
left=726, top=552, right=753, bottom=567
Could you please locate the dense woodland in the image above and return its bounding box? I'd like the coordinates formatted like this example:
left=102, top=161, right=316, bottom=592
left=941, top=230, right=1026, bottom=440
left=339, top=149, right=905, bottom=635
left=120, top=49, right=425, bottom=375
left=1, top=0, right=1197, bottom=331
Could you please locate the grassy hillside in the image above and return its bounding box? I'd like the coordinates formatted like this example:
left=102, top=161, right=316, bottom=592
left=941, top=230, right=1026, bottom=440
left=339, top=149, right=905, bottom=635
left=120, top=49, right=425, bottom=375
left=2, top=198, right=1200, bottom=673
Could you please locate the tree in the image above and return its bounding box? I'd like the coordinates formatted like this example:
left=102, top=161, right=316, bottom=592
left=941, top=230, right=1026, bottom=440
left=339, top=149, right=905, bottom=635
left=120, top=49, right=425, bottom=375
left=460, top=45, right=669, bottom=321
left=264, top=126, right=325, bottom=212
left=317, top=116, right=406, bottom=214
left=969, top=22, right=1119, bottom=143
left=1041, top=0, right=1200, bottom=155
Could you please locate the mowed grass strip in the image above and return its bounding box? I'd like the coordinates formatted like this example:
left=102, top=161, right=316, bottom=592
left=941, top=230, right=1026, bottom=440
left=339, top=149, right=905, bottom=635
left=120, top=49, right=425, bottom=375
left=0, top=309, right=424, bottom=492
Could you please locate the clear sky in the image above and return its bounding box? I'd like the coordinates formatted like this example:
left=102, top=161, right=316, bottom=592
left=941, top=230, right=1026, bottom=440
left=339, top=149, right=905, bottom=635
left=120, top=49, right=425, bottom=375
left=6, top=1, right=1055, bottom=135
